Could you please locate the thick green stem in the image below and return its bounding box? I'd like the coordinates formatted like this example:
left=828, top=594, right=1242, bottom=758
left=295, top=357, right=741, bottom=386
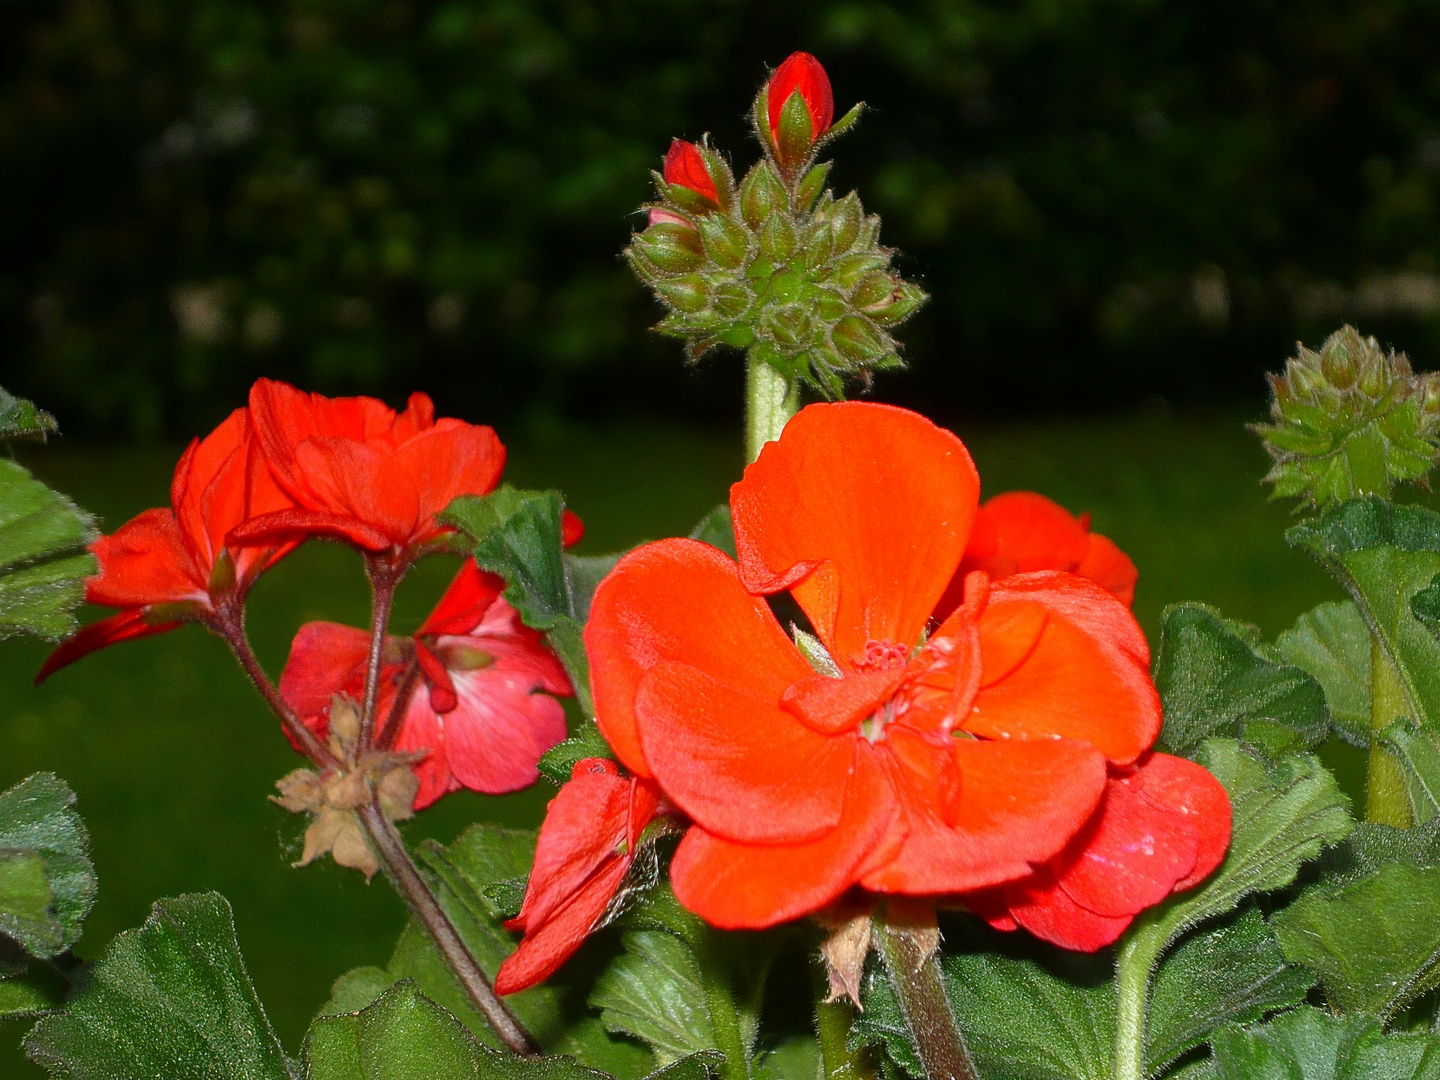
left=873, top=919, right=978, bottom=1080
left=746, top=355, right=799, bottom=463
left=1112, top=922, right=1165, bottom=1080
left=1369, top=636, right=1414, bottom=826
left=812, top=961, right=873, bottom=1080
left=695, top=935, right=751, bottom=1080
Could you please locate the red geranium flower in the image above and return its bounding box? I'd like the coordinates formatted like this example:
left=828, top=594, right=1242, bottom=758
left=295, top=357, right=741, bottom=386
left=494, top=759, right=661, bottom=995
left=963, top=752, right=1232, bottom=949
left=766, top=51, right=834, bottom=142
left=230, top=379, right=506, bottom=559
left=37, top=407, right=296, bottom=682
left=279, top=560, right=571, bottom=808
left=584, top=402, right=1173, bottom=930
left=663, top=139, right=718, bottom=204
left=935, top=491, right=1139, bottom=619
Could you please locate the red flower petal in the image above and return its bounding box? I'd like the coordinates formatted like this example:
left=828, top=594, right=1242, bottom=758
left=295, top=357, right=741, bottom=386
left=663, top=140, right=719, bottom=204
left=417, top=560, right=504, bottom=638
left=392, top=702, right=453, bottom=810
left=670, top=745, right=896, bottom=928
left=1131, top=752, right=1232, bottom=890
left=732, top=402, right=978, bottom=666
left=963, top=492, right=1090, bottom=577
left=766, top=52, right=834, bottom=139
left=964, top=572, right=1159, bottom=765
left=860, top=729, right=1108, bottom=894
left=561, top=510, right=585, bottom=549
left=495, top=857, right=629, bottom=995
left=586, top=538, right=811, bottom=778
left=988, top=869, right=1135, bottom=951
left=229, top=509, right=395, bottom=552
left=35, top=609, right=184, bottom=685
left=86, top=509, right=206, bottom=608
left=1076, top=532, right=1138, bottom=607
left=436, top=668, right=567, bottom=794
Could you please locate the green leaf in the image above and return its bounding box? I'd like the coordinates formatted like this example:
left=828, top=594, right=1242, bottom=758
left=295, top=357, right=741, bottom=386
left=0, top=947, right=67, bottom=1019
left=645, top=1053, right=728, bottom=1080
left=849, top=958, right=924, bottom=1079
left=0, top=458, right=97, bottom=642
left=0, top=387, right=58, bottom=442
left=1275, top=601, right=1373, bottom=746
left=589, top=930, right=714, bottom=1064
left=753, top=1037, right=819, bottom=1080
left=1145, top=905, right=1315, bottom=1075
left=319, top=824, right=649, bottom=1077
left=1410, top=571, right=1440, bottom=642
left=0, top=773, right=95, bottom=957
left=24, top=892, right=295, bottom=1080
left=1273, top=860, right=1440, bottom=1022
left=538, top=721, right=615, bottom=785
left=443, top=487, right=611, bottom=721
left=942, top=939, right=1115, bottom=1080
left=1288, top=498, right=1440, bottom=730
left=1377, top=718, right=1440, bottom=824
left=1154, top=605, right=1330, bottom=759
left=1136, top=741, right=1352, bottom=950
left=1316, top=818, right=1440, bottom=885
left=688, top=506, right=736, bottom=560
left=1208, top=1007, right=1440, bottom=1079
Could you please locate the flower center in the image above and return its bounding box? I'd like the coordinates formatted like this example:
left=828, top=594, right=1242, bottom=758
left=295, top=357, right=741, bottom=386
left=857, top=639, right=909, bottom=672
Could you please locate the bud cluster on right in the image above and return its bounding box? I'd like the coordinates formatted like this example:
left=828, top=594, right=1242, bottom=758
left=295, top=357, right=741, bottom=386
left=625, top=53, right=927, bottom=398
left=1255, top=324, right=1440, bottom=508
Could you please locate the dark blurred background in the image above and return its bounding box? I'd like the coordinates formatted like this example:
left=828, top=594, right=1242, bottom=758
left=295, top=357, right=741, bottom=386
left=5, top=0, right=1440, bottom=437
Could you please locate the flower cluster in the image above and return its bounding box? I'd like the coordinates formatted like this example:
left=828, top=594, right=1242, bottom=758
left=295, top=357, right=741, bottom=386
left=499, top=403, right=1230, bottom=990
left=627, top=53, right=927, bottom=398
left=39, top=378, right=574, bottom=811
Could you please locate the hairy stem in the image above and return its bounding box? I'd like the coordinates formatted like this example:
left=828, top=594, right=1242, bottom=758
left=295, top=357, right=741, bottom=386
left=357, top=800, right=538, bottom=1055
left=375, top=655, right=421, bottom=751
left=216, top=611, right=337, bottom=770
left=812, top=960, right=873, bottom=1080
left=746, top=355, right=799, bottom=464
left=694, top=933, right=752, bottom=1080
left=359, top=558, right=400, bottom=752
left=1112, top=921, right=1165, bottom=1080
left=1369, top=636, right=1414, bottom=826
left=872, top=918, right=977, bottom=1080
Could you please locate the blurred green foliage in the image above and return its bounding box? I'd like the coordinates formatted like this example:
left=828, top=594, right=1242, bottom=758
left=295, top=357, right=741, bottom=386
left=4, top=0, right=1440, bottom=435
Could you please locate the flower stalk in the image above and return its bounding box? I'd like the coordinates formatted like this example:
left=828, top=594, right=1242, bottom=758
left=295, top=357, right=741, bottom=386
left=1111, top=919, right=1165, bottom=1080
left=746, top=355, right=799, bottom=462
left=1369, top=638, right=1413, bottom=826
left=872, top=912, right=978, bottom=1080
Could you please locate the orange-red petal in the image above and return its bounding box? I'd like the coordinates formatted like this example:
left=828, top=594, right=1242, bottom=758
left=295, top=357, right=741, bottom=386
left=87, top=509, right=205, bottom=608
left=1077, top=532, right=1138, bottom=607
left=860, top=728, right=1108, bottom=894
left=731, top=402, right=979, bottom=665
left=964, top=572, right=1159, bottom=765
left=35, top=609, right=184, bottom=685
left=585, top=538, right=811, bottom=777
left=1131, top=752, right=1232, bottom=890
left=670, top=745, right=896, bottom=928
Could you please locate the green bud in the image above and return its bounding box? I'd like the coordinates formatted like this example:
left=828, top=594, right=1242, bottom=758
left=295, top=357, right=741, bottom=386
left=718, top=325, right=756, bottom=348
left=739, top=164, right=786, bottom=229
left=795, top=162, right=832, bottom=212
left=812, top=288, right=848, bottom=323
left=850, top=272, right=894, bottom=310
left=1255, top=325, right=1440, bottom=508
left=767, top=305, right=812, bottom=346
left=656, top=275, right=710, bottom=314
left=829, top=253, right=887, bottom=291
left=828, top=194, right=863, bottom=253
left=636, top=222, right=703, bottom=272
left=698, top=215, right=749, bottom=270
left=712, top=281, right=752, bottom=319
left=831, top=315, right=886, bottom=365
left=668, top=183, right=720, bottom=218
left=775, top=90, right=816, bottom=175
left=764, top=269, right=804, bottom=306
left=759, top=215, right=796, bottom=263
left=866, top=282, right=927, bottom=327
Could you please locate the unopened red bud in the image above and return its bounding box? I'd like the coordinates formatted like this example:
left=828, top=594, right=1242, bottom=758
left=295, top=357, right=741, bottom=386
left=664, top=139, right=719, bottom=204
left=766, top=52, right=834, bottom=145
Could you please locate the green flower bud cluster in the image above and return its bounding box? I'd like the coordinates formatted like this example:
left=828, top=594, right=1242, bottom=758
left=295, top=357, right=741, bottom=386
left=1255, top=325, right=1440, bottom=508
left=625, top=111, right=926, bottom=399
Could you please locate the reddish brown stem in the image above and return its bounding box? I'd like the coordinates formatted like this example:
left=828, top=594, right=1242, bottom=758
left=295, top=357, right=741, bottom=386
left=359, top=557, right=401, bottom=752
left=358, top=799, right=538, bottom=1055
left=375, top=655, right=421, bottom=751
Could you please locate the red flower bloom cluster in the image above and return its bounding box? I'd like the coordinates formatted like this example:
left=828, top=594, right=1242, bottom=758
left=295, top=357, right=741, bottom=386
left=36, top=406, right=296, bottom=681
left=500, top=403, right=1228, bottom=991
left=280, top=560, right=572, bottom=809
left=767, top=52, right=834, bottom=143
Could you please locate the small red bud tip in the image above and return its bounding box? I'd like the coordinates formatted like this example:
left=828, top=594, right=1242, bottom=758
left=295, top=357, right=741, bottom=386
left=663, top=139, right=719, bottom=203
left=766, top=52, right=834, bottom=141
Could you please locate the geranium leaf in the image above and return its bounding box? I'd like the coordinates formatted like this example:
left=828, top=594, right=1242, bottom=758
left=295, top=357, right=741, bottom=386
left=538, top=720, right=615, bottom=785
left=0, top=458, right=97, bottom=642
left=848, top=958, right=925, bottom=1079
left=589, top=930, right=715, bottom=1064
left=318, top=824, right=649, bottom=1077
left=1273, top=858, right=1440, bottom=1022
left=942, top=939, right=1115, bottom=1080
left=0, top=387, right=58, bottom=442
left=1376, top=718, right=1440, bottom=824
left=1130, top=740, right=1351, bottom=951
left=0, top=959, right=66, bottom=1019
left=1208, top=1007, right=1440, bottom=1079
left=0, top=773, right=95, bottom=957
left=1275, top=600, right=1373, bottom=746
left=1411, top=571, right=1440, bottom=641
left=1145, top=905, right=1314, bottom=1075
left=1288, top=497, right=1440, bottom=730
left=1154, top=605, right=1329, bottom=759
left=24, top=892, right=295, bottom=1080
